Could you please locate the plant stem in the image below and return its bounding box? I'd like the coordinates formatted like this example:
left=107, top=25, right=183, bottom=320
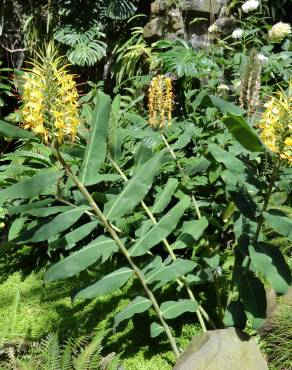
left=160, top=133, right=223, bottom=324
left=109, top=155, right=215, bottom=331
left=53, top=147, right=180, bottom=359
left=161, top=133, right=202, bottom=219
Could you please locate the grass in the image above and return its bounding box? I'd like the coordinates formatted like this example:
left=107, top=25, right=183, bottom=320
left=260, top=298, right=292, bottom=370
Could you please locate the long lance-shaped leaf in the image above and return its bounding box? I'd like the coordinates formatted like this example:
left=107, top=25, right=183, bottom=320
left=172, top=217, right=208, bottom=250
left=145, top=258, right=197, bottom=284
left=129, top=196, right=190, bottom=257
left=114, top=296, right=152, bottom=329
left=222, top=115, right=265, bottom=152
left=15, top=206, right=88, bottom=243
left=151, top=178, right=178, bottom=214
left=74, top=267, right=134, bottom=300
left=150, top=322, right=164, bottom=338
left=234, top=272, right=266, bottom=329
left=79, top=92, right=111, bottom=185
left=160, top=299, right=198, bottom=319
left=8, top=199, right=52, bottom=215
left=21, top=206, right=73, bottom=217
left=223, top=301, right=247, bottom=329
left=0, top=119, right=34, bottom=139
left=0, top=171, right=63, bottom=206
left=104, top=150, right=165, bottom=221
left=45, top=236, right=118, bottom=282
left=49, top=220, right=98, bottom=250
left=209, top=144, right=246, bottom=174
left=263, top=209, right=292, bottom=241
left=209, top=96, right=246, bottom=116
left=249, top=242, right=291, bottom=295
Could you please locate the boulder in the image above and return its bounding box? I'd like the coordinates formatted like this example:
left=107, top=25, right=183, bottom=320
left=143, top=17, right=165, bottom=39
left=151, top=0, right=163, bottom=16
left=173, top=328, right=268, bottom=370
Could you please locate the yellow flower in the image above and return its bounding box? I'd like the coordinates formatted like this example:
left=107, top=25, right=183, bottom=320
left=21, top=43, right=79, bottom=144
left=148, top=75, right=173, bottom=128
left=259, top=85, right=292, bottom=163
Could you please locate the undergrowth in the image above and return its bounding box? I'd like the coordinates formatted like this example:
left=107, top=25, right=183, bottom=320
left=0, top=247, right=204, bottom=369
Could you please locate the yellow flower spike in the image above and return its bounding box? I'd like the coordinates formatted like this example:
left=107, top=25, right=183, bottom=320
left=148, top=75, right=173, bottom=129
left=259, top=83, right=292, bottom=163
left=20, top=43, right=80, bottom=144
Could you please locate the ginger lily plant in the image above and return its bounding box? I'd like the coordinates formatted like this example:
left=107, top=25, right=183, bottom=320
left=0, top=47, right=290, bottom=360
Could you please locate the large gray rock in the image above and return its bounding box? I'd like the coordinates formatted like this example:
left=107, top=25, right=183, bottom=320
left=173, top=328, right=268, bottom=370
left=181, top=0, right=221, bottom=14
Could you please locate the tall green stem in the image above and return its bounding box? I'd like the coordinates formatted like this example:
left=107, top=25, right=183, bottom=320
left=53, top=147, right=180, bottom=359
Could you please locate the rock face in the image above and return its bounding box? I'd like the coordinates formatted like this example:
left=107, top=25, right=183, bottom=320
left=144, top=0, right=223, bottom=46
left=173, top=328, right=268, bottom=370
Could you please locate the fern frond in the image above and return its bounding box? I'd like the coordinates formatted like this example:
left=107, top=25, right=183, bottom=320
left=72, top=334, right=103, bottom=370
left=60, top=337, right=73, bottom=370
left=38, top=332, right=61, bottom=369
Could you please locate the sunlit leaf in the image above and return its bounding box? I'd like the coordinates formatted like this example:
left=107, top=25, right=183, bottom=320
left=45, top=236, right=117, bottom=282
left=114, top=296, right=151, bottom=328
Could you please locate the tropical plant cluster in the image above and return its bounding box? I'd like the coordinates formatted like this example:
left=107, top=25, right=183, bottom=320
left=0, top=0, right=291, bottom=369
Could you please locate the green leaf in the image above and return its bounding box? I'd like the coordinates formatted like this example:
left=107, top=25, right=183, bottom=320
left=44, top=236, right=118, bottom=282
left=171, top=125, right=195, bottom=150
left=106, top=0, right=137, bottom=20
left=185, top=157, right=210, bottom=176
left=222, top=115, right=265, bottom=152
left=151, top=178, right=178, bottom=214
left=249, top=242, right=291, bottom=295
left=223, top=301, right=247, bottom=329
left=79, top=92, right=111, bottom=185
left=83, top=174, right=121, bottom=187
left=23, top=206, right=72, bottom=217
left=8, top=217, right=28, bottom=241
left=150, top=322, right=164, bottom=338
left=0, top=171, right=63, bottom=206
left=49, top=220, right=98, bottom=250
left=114, top=296, right=151, bottom=328
left=235, top=272, right=266, bottom=329
left=210, top=96, right=246, bottom=116
left=172, top=217, right=208, bottom=250
left=209, top=144, right=246, bottom=174
left=124, top=112, right=148, bottom=126
left=16, top=206, right=88, bottom=243
left=129, top=196, right=190, bottom=257
left=104, top=151, right=164, bottom=221
left=109, top=127, right=128, bottom=163
left=160, top=299, right=198, bottom=319
left=74, top=267, right=134, bottom=300
left=263, top=209, right=292, bottom=241
left=145, top=258, right=196, bottom=284
left=0, top=120, right=34, bottom=139
left=8, top=199, right=52, bottom=215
